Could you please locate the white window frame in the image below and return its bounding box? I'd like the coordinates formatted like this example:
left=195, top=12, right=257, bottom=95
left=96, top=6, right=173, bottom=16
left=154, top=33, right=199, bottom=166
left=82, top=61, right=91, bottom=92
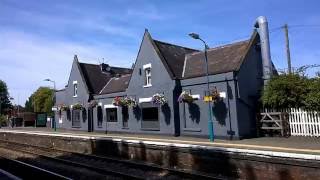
left=73, top=81, right=78, bottom=97
left=143, top=64, right=152, bottom=88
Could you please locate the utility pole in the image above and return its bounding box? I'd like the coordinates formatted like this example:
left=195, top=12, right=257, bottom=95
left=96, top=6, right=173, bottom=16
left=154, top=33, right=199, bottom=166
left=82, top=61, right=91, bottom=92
left=283, top=24, right=292, bottom=74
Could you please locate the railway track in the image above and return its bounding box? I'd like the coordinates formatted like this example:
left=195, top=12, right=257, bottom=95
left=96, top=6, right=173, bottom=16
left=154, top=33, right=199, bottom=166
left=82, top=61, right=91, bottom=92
left=0, top=154, right=71, bottom=180
left=0, top=139, right=219, bottom=179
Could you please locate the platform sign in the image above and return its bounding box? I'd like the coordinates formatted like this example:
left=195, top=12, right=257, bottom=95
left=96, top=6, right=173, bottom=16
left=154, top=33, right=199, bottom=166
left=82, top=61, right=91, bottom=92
left=36, top=113, right=47, bottom=127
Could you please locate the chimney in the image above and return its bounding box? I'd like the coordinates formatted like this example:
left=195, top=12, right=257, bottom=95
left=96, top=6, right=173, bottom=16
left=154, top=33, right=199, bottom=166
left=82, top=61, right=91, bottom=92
left=254, top=16, right=272, bottom=84
left=100, top=63, right=111, bottom=73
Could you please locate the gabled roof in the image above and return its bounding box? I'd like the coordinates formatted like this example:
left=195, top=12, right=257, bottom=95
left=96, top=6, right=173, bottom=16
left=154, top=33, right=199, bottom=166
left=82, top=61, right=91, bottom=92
left=182, top=31, right=259, bottom=79
left=152, top=40, right=199, bottom=79
left=99, top=74, right=131, bottom=95
left=78, top=62, right=132, bottom=95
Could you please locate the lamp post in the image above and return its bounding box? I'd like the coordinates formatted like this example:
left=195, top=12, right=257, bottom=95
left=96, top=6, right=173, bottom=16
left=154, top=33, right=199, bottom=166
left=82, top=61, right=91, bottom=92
left=188, top=33, right=214, bottom=142
left=44, top=79, right=56, bottom=131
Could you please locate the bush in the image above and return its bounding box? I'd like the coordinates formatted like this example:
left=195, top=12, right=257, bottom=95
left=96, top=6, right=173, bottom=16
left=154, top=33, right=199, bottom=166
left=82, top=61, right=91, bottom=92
left=262, top=74, right=309, bottom=109
left=0, top=115, right=7, bottom=126
left=304, top=77, right=320, bottom=111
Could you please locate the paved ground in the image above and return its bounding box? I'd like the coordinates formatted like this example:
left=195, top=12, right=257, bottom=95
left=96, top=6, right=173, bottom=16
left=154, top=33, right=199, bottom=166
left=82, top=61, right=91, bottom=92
left=1, top=127, right=320, bottom=155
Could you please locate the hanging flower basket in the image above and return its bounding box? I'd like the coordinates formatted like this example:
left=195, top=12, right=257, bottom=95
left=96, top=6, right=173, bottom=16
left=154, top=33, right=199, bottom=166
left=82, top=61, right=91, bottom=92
left=152, top=93, right=167, bottom=105
left=59, top=104, right=69, bottom=111
left=178, top=91, right=194, bottom=103
left=203, top=87, right=221, bottom=103
left=88, top=100, right=98, bottom=108
left=73, top=103, right=83, bottom=110
left=123, top=96, right=137, bottom=107
left=112, top=96, right=126, bottom=106
left=211, top=87, right=221, bottom=103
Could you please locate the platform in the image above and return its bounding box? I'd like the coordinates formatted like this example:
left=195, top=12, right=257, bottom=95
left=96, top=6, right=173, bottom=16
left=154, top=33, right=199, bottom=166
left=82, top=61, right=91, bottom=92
left=0, top=127, right=319, bottom=179
left=1, top=127, right=320, bottom=157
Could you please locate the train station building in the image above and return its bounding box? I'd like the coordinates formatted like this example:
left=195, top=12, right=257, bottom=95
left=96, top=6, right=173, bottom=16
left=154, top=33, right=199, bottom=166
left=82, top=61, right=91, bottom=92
left=54, top=17, right=276, bottom=140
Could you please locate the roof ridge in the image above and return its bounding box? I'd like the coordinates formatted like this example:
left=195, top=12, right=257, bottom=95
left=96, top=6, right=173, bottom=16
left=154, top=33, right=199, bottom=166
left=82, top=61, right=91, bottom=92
left=187, top=39, right=250, bottom=56
left=153, top=39, right=199, bottom=51
left=79, top=62, right=131, bottom=70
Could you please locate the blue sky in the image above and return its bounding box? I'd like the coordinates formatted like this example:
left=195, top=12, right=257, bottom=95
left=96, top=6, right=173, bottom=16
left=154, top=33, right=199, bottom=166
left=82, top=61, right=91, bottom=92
left=1, top=0, right=320, bottom=105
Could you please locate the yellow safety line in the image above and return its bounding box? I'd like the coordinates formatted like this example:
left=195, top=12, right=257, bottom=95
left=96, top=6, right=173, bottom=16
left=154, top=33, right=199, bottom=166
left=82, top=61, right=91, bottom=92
left=3, top=130, right=320, bottom=154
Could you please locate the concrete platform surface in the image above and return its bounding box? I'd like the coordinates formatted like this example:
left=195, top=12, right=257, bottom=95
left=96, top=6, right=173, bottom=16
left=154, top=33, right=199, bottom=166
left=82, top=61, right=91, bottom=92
left=1, top=127, right=320, bottom=156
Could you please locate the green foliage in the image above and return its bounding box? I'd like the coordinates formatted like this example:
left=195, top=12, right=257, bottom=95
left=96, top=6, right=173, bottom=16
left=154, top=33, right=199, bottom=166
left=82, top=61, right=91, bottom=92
left=262, top=73, right=320, bottom=111
left=0, top=80, right=12, bottom=115
left=24, top=96, right=34, bottom=112
left=0, top=115, right=7, bottom=126
left=304, top=77, right=320, bottom=111
left=27, top=87, right=54, bottom=115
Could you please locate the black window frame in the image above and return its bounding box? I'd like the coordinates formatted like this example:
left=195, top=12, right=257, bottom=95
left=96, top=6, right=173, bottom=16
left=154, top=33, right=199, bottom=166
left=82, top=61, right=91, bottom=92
left=72, top=109, right=81, bottom=128
left=106, top=108, right=118, bottom=122
left=97, top=106, right=103, bottom=127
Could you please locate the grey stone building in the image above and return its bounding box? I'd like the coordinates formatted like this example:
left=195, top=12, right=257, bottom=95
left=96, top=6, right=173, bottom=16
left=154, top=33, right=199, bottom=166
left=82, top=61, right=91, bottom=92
left=55, top=17, right=275, bottom=139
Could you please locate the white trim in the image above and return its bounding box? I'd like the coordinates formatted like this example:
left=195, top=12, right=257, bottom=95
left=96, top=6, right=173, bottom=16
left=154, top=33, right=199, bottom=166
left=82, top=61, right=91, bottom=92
left=143, top=63, right=151, bottom=69
left=104, top=104, right=117, bottom=109
left=191, top=94, right=200, bottom=100
left=98, top=102, right=102, bottom=106
left=219, top=92, right=226, bottom=98
left=182, top=56, right=187, bottom=78
left=139, top=97, right=152, bottom=103
left=143, top=84, right=152, bottom=88
left=73, top=95, right=78, bottom=98
left=73, top=81, right=78, bottom=84
left=99, top=78, right=112, bottom=95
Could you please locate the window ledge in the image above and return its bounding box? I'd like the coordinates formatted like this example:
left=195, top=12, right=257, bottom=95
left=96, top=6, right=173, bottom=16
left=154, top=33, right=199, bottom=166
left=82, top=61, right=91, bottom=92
left=183, top=128, right=201, bottom=132
left=141, top=128, right=160, bottom=131
left=73, top=95, right=78, bottom=98
left=143, top=84, right=152, bottom=88
left=122, top=127, right=129, bottom=129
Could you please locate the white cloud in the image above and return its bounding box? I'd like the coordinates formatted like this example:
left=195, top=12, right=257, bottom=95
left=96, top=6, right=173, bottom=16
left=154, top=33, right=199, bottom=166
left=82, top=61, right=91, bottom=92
left=0, top=30, right=136, bottom=105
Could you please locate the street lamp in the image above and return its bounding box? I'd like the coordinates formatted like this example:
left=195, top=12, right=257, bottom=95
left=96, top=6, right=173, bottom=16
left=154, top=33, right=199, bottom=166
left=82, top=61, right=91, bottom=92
left=189, top=33, right=214, bottom=142
left=44, top=78, right=56, bottom=131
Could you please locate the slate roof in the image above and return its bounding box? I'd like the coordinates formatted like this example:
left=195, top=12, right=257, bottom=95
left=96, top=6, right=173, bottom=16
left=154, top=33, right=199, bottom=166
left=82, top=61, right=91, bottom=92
left=79, top=63, right=132, bottom=94
left=152, top=39, right=199, bottom=79
left=99, top=74, right=131, bottom=95
left=182, top=40, right=252, bottom=79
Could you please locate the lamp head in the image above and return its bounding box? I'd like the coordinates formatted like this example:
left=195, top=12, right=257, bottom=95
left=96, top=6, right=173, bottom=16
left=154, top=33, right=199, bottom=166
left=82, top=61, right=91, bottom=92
left=189, top=33, right=200, bottom=40
left=44, top=78, right=51, bottom=82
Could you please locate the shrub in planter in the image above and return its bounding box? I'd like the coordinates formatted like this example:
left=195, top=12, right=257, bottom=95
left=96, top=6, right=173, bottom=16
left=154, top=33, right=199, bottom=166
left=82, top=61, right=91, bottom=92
left=211, top=87, right=221, bottom=103
left=112, top=96, right=125, bottom=106
left=152, top=93, right=167, bottom=105
left=178, top=91, right=194, bottom=103
left=88, top=100, right=98, bottom=108
left=59, top=104, right=69, bottom=111
left=73, top=103, right=83, bottom=110
left=123, top=96, right=137, bottom=107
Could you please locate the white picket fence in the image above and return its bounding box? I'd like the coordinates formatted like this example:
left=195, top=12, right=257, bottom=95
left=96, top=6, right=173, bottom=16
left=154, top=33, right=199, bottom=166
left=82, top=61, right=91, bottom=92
left=263, top=108, right=320, bottom=137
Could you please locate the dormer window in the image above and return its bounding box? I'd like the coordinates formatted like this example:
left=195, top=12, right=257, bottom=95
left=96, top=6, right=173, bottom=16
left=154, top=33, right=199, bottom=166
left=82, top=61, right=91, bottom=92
left=73, top=81, right=78, bottom=97
left=143, top=63, right=152, bottom=87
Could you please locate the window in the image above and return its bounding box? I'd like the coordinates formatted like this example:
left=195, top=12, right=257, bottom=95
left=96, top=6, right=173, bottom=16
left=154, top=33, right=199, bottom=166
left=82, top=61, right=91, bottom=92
left=82, top=109, right=87, bottom=122
left=97, top=106, right=103, bottom=127
left=141, top=107, right=159, bottom=129
left=143, top=63, right=152, bottom=87
left=106, top=108, right=118, bottom=122
left=122, top=106, right=129, bottom=128
left=144, top=68, right=151, bottom=86
left=72, top=109, right=81, bottom=127
left=73, top=83, right=78, bottom=97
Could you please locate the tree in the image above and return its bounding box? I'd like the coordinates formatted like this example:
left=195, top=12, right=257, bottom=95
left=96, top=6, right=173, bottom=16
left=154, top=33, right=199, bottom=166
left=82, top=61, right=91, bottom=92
left=24, top=96, right=34, bottom=112
left=27, top=87, right=54, bottom=115
left=262, top=74, right=309, bottom=109
left=0, top=80, right=12, bottom=115
left=304, top=77, right=320, bottom=111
